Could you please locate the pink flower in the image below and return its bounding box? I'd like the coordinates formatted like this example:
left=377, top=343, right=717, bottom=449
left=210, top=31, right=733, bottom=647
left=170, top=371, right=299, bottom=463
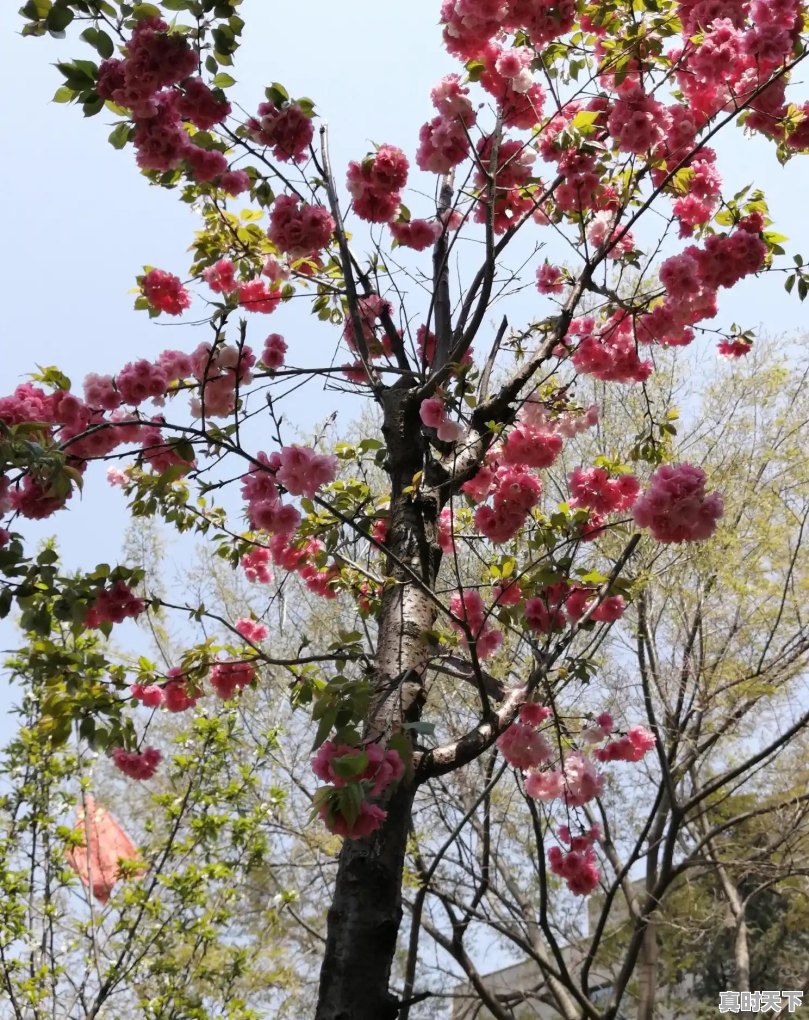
left=268, top=195, right=335, bottom=258
left=536, top=262, right=566, bottom=294
left=319, top=799, right=387, bottom=840
left=247, top=101, right=314, bottom=163
left=141, top=269, right=191, bottom=316
left=496, top=722, right=552, bottom=770
left=131, top=683, right=163, bottom=708
left=389, top=218, right=440, bottom=250
left=562, top=752, right=605, bottom=807
left=178, top=77, right=231, bottom=129
left=276, top=445, right=337, bottom=498
left=241, top=546, right=273, bottom=583
left=84, top=581, right=145, bottom=628
left=162, top=676, right=199, bottom=712
left=261, top=333, right=287, bottom=370
left=596, top=725, right=657, bottom=762
left=311, top=741, right=404, bottom=796
left=548, top=826, right=601, bottom=895
left=235, top=617, right=269, bottom=643
left=111, top=746, right=162, bottom=780
left=419, top=397, right=446, bottom=429
left=238, top=280, right=281, bottom=314
left=185, top=145, right=228, bottom=183
left=520, top=702, right=551, bottom=725
left=220, top=169, right=251, bottom=196
left=209, top=660, right=256, bottom=700
left=633, top=464, right=723, bottom=543
left=203, top=258, right=238, bottom=294
left=525, top=769, right=565, bottom=801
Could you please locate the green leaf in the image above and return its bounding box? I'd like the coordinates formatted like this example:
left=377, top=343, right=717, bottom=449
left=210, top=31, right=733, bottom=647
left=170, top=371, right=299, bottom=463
left=329, top=751, right=369, bottom=780
left=212, top=72, right=236, bottom=88
left=81, top=27, right=115, bottom=59
left=46, top=2, right=74, bottom=31
left=82, top=93, right=104, bottom=117
left=311, top=706, right=337, bottom=750
left=108, top=122, right=132, bottom=149
left=402, top=720, right=436, bottom=736
left=132, top=2, right=163, bottom=18
left=52, top=85, right=75, bottom=103
left=571, top=109, right=600, bottom=131
left=21, top=0, right=53, bottom=19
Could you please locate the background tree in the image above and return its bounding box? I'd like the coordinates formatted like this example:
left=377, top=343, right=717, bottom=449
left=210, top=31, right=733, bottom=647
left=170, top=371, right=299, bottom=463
left=401, top=341, right=809, bottom=1019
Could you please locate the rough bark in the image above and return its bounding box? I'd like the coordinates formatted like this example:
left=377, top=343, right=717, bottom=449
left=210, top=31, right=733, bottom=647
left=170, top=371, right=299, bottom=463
left=315, top=387, right=440, bottom=1020
left=315, top=782, right=416, bottom=1020
left=636, top=920, right=659, bottom=1020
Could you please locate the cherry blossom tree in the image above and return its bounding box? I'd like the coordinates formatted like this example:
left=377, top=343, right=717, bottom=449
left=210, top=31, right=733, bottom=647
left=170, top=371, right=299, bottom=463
left=6, top=1, right=809, bottom=1016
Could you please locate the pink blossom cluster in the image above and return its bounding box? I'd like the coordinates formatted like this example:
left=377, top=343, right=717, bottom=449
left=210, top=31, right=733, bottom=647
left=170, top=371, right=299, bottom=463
left=234, top=617, right=269, bottom=643
left=568, top=465, right=640, bottom=538
left=478, top=43, right=545, bottom=130
left=470, top=465, right=541, bottom=543
left=189, top=341, right=256, bottom=418
left=84, top=581, right=146, bottom=629
left=673, top=2, right=803, bottom=129
left=241, top=546, right=273, bottom=583
left=276, top=445, right=339, bottom=498
left=268, top=194, right=335, bottom=259
left=580, top=712, right=615, bottom=744
left=527, top=751, right=605, bottom=807
left=496, top=702, right=553, bottom=769
left=718, top=337, right=753, bottom=358
left=595, top=725, right=656, bottom=763
left=563, top=313, right=653, bottom=384
left=210, top=660, right=256, bottom=700
left=260, top=333, right=288, bottom=370
left=633, top=464, right=724, bottom=543
left=96, top=18, right=244, bottom=190
left=111, top=746, right=162, bottom=780
left=240, top=450, right=341, bottom=592
left=347, top=144, right=409, bottom=223
left=450, top=589, right=504, bottom=659
left=548, top=825, right=601, bottom=896
left=246, top=100, right=314, bottom=162
left=586, top=211, right=635, bottom=260
left=269, top=533, right=339, bottom=599
left=439, top=0, right=575, bottom=59
left=641, top=219, right=767, bottom=348
left=416, top=324, right=474, bottom=370
left=419, top=397, right=463, bottom=443
left=141, top=268, right=191, bottom=316
left=140, top=424, right=196, bottom=475
left=201, top=257, right=283, bottom=315
left=538, top=100, right=616, bottom=215
left=416, top=75, right=476, bottom=174
left=389, top=218, right=441, bottom=251
left=569, top=467, right=640, bottom=515
left=536, top=262, right=565, bottom=294
left=131, top=670, right=199, bottom=712
left=312, top=740, right=405, bottom=839
left=564, top=588, right=626, bottom=624
left=462, top=402, right=604, bottom=545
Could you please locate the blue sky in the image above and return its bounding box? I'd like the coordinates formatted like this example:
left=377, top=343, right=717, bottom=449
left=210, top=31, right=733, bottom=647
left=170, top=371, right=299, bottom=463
left=2, top=2, right=809, bottom=742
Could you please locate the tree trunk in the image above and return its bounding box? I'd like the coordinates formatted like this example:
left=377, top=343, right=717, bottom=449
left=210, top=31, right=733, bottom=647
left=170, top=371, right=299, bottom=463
left=636, top=919, right=658, bottom=1020
left=315, top=782, right=415, bottom=1020
left=733, top=914, right=751, bottom=992
left=315, top=387, right=441, bottom=1019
